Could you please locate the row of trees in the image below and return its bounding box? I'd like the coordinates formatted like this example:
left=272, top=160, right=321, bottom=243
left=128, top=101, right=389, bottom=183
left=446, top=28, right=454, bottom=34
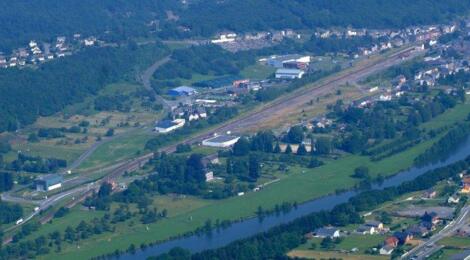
left=3, top=153, right=66, bottom=173
left=415, top=123, right=470, bottom=165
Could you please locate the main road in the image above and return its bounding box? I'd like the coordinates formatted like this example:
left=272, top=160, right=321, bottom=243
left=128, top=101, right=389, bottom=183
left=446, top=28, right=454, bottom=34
left=402, top=205, right=470, bottom=260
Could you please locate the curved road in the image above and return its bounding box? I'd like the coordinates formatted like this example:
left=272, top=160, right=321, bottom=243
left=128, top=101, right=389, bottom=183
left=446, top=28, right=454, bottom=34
left=137, top=55, right=175, bottom=110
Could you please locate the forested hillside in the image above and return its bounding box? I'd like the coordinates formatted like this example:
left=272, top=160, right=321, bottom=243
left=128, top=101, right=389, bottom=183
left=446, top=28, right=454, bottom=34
left=180, top=0, right=470, bottom=37
left=0, top=0, right=179, bottom=51
left=2, top=0, right=469, bottom=51
left=0, top=43, right=168, bottom=132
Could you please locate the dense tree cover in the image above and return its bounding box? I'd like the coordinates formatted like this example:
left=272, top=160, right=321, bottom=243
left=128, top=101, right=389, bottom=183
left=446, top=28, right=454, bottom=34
left=0, top=141, right=11, bottom=154
left=415, top=123, right=470, bottom=165
left=439, top=70, right=470, bottom=87
left=0, top=43, right=168, bottom=133
left=285, top=126, right=304, bottom=144
left=185, top=157, right=470, bottom=260
left=332, top=90, right=463, bottom=155
left=0, top=1, right=179, bottom=51
left=116, top=153, right=207, bottom=198
left=255, top=36, right=378, bottom=58
left=179, top=0, right=470, bottom=38
left=0, top=200, right=23, bottom=225
left=175, top=144, right=192, bottom=153
left=153, top=45, right=255, bottom=82
left=2, top=153, right=66, bottom=174
left=2, top=0, right=469, bottom=52
left=0, top=172, right=14, bottom=192
left=94, top=95, right=131, bottom=112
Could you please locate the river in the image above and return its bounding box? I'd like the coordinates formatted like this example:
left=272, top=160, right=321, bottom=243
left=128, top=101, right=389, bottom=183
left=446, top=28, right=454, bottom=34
left=119, top=136, right=470, bottom=259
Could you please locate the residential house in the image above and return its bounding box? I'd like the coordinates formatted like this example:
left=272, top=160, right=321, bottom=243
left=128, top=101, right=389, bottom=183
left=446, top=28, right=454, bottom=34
left=384, top=236, right=399, bottom=247
left=448, top=195, right=460, bottom=204
left=393, top=231, right=413, bottom=245
left=205, top=171, right=214, bottom=182
left=406, top=224, right=430, bottom=237
left=366, top=221, right=384, bottom=230
left=461, top=176, right=470, bottom=193
left=379, top=245, right=395, bottom=255
left=421, top=211, right=440, bottom=226
left=357, top=225, right=376, bottom=235
left=422, top=189, right=437, bottom=199
left=314, top=227, right=341, bottom=238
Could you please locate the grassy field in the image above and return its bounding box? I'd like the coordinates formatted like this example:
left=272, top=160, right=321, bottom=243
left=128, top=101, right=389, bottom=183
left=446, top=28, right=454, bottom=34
left=30, top=100, right=470, bottom=259
left=287, top=250, right=387, bottom=260
left=77, top=129, right=154, bottom=171
left=240, top=64, right=275, bottom=80
left=5, top=82, right=160, bottom=168
left=298, top=234, right=385, bottom=253
left=38, top=134, right=446, bottom=259
left=439, top=236, right=470, bottom=249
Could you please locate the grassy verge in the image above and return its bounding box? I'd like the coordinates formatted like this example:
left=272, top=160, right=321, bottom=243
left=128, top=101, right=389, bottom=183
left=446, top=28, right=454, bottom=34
left=287, top=250, right=387, bottom=260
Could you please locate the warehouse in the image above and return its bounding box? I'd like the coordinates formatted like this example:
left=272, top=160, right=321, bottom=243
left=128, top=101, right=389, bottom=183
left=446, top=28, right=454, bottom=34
left=35, top=174, right=63, bottom=192
left=202, top=134, right=240, bottom=148
left=168, top=86, right=198, bottom=97
left=154, top=119, right=186, bottom=133
left=275, top=68, right=305, bottom=79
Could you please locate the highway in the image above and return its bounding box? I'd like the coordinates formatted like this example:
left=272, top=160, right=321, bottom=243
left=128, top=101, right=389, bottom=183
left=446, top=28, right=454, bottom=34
left=1, top=45, right=423, bottom=238
left=402, top=205, right=470, bottom=260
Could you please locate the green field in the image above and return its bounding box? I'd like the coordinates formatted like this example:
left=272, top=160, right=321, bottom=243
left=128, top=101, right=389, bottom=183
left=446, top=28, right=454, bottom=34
left=439, top=236, right=470, bottom=249
left=298, top=234, right=385, bottom=254
left=240, top=64, right=275, bottom=80
left=77, top=129, right=154, bottom=171
left=288, top=249, right=387, bottom=260
left=29, top=100, right=470, bottom=259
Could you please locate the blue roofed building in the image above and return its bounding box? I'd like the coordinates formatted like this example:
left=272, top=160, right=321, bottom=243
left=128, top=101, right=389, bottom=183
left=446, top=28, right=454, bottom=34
left=168, top=86, right=198, bottom=97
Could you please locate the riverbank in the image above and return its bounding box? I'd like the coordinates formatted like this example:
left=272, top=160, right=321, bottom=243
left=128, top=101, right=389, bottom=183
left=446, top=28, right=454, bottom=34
left=34, top=101, right=470, bottom=259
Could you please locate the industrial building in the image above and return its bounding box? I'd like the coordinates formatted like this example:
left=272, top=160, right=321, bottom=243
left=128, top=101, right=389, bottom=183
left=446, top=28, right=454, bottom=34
left=265, top=54, right=311, bottom=69
left=168, top=86, right=198, bottom=97
left=35, top=174, right=63, bottom=192
left=275, top=68, right=305, bottom=79
left=154, top=119, right=186, bottom=133
left=202, top=134, right=240, bottom=148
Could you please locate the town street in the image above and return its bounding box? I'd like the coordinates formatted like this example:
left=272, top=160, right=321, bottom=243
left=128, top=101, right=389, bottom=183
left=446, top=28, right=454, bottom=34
left=403, top=205, right=470, bottom=259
